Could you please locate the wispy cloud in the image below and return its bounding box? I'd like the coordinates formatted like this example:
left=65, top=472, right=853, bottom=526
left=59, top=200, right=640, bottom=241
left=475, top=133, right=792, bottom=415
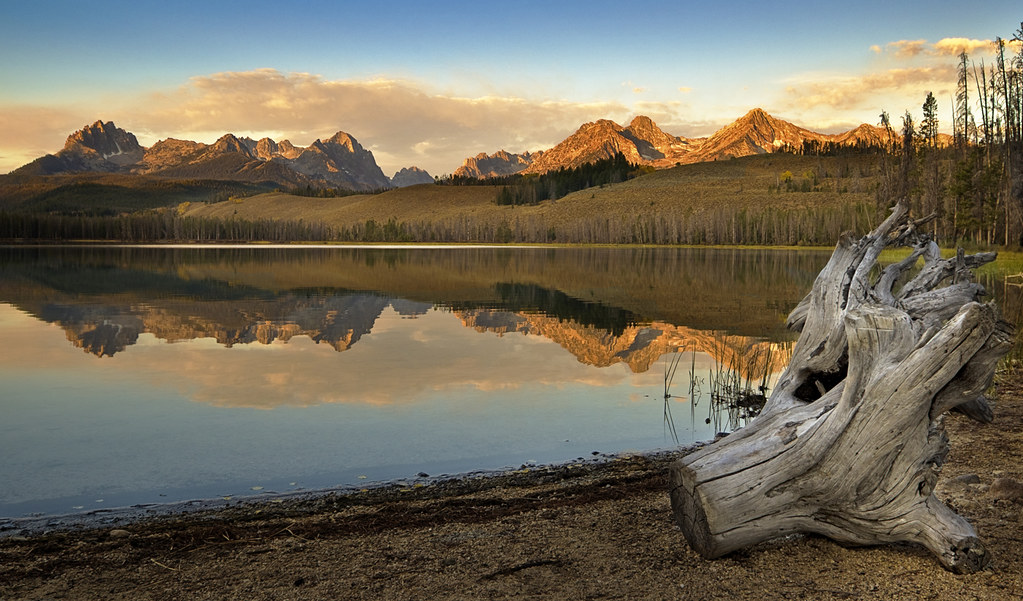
left=874, top=37, right=1019, bottom=58
left=0, top=70, right=645, bottom=175
left=126, top=69, right=636, bottom=175
left=885, top=39, right=928, bottom=58
left=780, top=35, right=1003, bottom=122
left=787, top=34, right=1021, bottom=122
left=932, top=37, right=999, bottom=56
left=783, top=66, right=957, bottom=111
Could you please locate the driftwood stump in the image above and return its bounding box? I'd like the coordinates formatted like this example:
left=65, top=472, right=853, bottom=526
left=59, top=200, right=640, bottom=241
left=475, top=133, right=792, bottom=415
left=669, top=201, right=1014, bottom=573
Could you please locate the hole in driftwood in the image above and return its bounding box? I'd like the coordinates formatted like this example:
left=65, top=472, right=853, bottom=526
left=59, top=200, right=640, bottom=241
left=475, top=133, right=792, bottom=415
left=793, top=362, right=848, bottom=402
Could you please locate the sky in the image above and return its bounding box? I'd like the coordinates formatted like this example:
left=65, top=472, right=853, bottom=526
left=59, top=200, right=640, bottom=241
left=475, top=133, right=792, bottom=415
left=1, top=1, right=1021, bottom=177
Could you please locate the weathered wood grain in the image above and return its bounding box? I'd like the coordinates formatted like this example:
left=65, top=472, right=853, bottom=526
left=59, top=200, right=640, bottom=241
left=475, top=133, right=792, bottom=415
left=669, top=201, right=1013, bottom=573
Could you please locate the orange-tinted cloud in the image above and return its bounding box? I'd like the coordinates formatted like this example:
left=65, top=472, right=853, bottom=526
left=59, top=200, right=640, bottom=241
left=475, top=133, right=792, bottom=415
left=932, top=37, right=997, bottom=56
left=127, top=69, right=633, bottom=175
left=0, top=70, right=641, bottom=176
left=783, top=66, right=957, bottom=111
left=886, top=39, right=928, bottom=58
left=875, top=37, right=1015, bottom=58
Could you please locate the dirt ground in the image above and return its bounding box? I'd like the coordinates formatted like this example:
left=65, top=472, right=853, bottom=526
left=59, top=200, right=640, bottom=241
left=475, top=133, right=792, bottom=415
left=2, top=378, right=1023, bottom=601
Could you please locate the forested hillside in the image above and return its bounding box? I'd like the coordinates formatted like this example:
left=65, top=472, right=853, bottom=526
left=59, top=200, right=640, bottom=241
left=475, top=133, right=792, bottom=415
left=2, top=153, right=884, bottom=245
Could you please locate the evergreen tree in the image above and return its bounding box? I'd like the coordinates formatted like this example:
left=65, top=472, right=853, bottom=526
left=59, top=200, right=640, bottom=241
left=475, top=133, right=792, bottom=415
left=921, top=92, right=939, bottom=148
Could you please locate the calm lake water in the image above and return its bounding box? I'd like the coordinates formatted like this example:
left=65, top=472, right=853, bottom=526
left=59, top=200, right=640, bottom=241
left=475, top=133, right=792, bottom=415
left=4, top=244, right=1009, bottom=523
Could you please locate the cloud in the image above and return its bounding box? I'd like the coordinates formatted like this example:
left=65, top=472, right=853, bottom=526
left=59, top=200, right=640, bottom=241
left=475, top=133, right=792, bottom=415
left=932, top=37, right=997, bottom=56
left=782, top=65, right=957, bottom=111
left=123, top=69, right=634, bottom=175
left=0, top=69, right=653, bottom=176
left=779, top=34, right=1023, bottom=131
left=874, top=37, right=1015, bottom=59
left=886, top=39, right=928, bottom=58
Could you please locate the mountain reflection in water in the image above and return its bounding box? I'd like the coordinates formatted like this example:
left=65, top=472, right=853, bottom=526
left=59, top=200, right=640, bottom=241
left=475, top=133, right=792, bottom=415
left=1, top=245, right=834, bottom=519
left=0, top=246, right=818, bottom=380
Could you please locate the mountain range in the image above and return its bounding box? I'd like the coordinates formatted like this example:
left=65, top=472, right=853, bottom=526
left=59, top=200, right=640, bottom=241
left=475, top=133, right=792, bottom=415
left=454, top=109, right=912, bottom=178
left=11, top=109, right=909, bottom=191
left=13, top=123, right=403, bottom=190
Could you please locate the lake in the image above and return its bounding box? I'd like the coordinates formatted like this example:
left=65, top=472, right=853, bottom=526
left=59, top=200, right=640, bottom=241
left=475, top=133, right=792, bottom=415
left=2, top=244, right=1010, bottom=525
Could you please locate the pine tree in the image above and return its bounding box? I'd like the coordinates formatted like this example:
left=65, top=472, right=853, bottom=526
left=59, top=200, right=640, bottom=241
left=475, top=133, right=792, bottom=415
left=921, top=92, right=939, bottom=148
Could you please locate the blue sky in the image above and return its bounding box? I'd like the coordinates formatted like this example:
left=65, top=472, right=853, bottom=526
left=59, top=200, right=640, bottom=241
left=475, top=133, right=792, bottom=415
left=2, top=1, right=1021, bottom=175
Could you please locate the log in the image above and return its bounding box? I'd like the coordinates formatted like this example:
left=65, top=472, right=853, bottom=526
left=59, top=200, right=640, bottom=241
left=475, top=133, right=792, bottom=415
left=669, top=201, right=1014, bottom=573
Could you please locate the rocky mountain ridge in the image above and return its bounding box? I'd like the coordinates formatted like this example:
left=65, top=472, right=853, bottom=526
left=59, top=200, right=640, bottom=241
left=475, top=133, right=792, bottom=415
left=684, top=108, right=827, bottom=163
left=12, top=109, right=920, bottom=190
left=460, top=109, right=913, bottom=179
left=453, top=150, right=543, bottom=178
left=522, top=115, right=700, bottom=174
left=14, top=122, right=427, bottom=191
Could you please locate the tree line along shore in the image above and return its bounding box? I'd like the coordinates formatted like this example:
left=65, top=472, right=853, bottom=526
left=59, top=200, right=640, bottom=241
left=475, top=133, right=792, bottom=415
left=0, top=148, right=999, bottom=248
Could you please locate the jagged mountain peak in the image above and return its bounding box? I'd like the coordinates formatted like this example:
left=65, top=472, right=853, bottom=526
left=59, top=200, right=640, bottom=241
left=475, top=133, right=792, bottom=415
left=253, top=137, right=278, bottom=160
left=210, top=133, right=251, bottom=155
left=731, top=108, right=788, bottom=132
left=742, top=107, right=770, bottom=120
left=323, top=131, right=360, bottom=152
left=453, top=149, right=540, bottom=178
left=579, top=119, right=625, bottom=134
left=688, top=108, right=825, bottom=161
left=626, top=115, right=676, bottom=141
left=623, top=115, right=690, bottom=154
left=832, top=123, right=897, bottom=146
left=627, top=115, right=663, bottom=132
left=14, top=121, right=393, bottom=190
left=522, top=115, right=696, bottom=174
left=390, top=166, right=434, bottom=188
left=462, top=110, right=897, bottom=178
left=63, top=120, right=143, bottom=157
